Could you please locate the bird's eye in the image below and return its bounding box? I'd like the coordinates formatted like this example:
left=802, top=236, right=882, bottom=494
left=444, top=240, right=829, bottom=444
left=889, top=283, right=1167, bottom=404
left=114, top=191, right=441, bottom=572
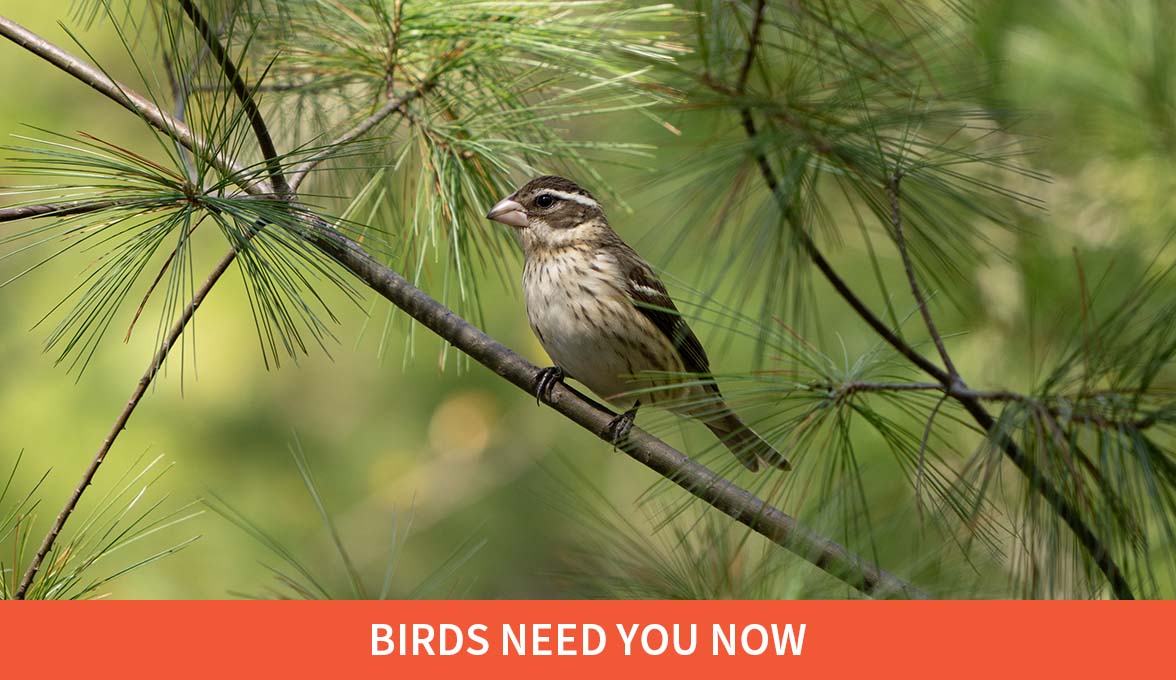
left=535, top=194, right=556, bottom=208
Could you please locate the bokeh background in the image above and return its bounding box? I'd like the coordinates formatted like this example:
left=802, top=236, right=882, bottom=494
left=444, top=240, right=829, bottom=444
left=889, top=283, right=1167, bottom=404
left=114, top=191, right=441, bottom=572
left=1, top=1, right=1173, bottom=598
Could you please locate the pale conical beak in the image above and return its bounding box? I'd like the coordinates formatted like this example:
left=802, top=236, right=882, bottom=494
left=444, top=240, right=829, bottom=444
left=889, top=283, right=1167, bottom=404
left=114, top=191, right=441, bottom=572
left=486, top=197, right=528, bottom=228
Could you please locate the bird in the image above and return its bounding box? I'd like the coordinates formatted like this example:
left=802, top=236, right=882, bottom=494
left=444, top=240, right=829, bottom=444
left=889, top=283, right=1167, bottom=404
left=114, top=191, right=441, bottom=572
left=486, top=175, right=790, bottom=472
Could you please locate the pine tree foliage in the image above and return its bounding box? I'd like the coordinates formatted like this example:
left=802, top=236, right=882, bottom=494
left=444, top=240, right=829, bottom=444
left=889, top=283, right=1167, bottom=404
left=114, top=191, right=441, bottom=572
left=637, top=0, right=1176, bottom=598
left=1, top=1, right=1174, bottom=598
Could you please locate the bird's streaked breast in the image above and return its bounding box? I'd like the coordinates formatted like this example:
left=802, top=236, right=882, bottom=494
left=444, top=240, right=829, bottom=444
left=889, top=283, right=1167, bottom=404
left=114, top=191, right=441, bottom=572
left=522, top=247, right=687, bottom=407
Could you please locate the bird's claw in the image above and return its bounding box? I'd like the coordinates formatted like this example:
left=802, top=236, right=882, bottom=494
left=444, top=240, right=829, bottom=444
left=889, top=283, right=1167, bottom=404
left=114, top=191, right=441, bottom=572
left=534, top=366, right=565, bottom=405
left=605, top=403, right=640, bottom=450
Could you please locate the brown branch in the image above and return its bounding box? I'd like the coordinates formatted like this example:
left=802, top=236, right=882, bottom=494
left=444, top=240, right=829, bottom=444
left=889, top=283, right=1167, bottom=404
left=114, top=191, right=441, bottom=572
left=309, top=224, right=929, bottom=599
left=0, top=15, right=260, bottom=192
left=0, top=13, right=930, bottom=600
left=0, top=200, right=115, bottom=223
left=731, top=4, right=1133, bottom=599
left=736, top=0, right=766, bottom=93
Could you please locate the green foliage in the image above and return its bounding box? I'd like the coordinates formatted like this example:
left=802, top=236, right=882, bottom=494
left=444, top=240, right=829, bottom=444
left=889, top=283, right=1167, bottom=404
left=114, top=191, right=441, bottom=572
left=219, top=0, right=686, bottom=329
left=2, top=0, right=684, bottom=370
left=608, top=0, right=1176, bottom=597
left=0, top=452, right=199, bottom=599
left=1, top=127, right=356, bottom=372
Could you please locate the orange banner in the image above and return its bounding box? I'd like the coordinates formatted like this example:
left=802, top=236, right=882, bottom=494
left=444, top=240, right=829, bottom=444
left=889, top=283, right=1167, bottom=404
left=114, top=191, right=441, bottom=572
left=0, top=601, right=1165, bottom=677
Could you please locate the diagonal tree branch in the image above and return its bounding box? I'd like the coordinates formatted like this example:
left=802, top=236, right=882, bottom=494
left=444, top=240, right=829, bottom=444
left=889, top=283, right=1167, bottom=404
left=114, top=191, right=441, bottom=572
left=733, top=0, right=1132, bottom=599
left=0, top=13, right=928, bottom=600
left=309, top=224, right=929, bottom=599
left=0, top=15, right=263, bottom=194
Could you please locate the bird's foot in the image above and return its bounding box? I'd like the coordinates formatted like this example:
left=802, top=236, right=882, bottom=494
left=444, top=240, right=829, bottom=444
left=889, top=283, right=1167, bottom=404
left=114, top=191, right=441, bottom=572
left=534, top=366, right=565, bottom=405
left=604, top=402, right=640, bottom=450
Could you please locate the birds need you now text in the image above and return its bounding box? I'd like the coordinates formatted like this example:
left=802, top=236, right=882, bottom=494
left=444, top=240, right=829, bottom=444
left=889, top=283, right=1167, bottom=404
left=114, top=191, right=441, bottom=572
left=371, top=622, right=806, bottom=657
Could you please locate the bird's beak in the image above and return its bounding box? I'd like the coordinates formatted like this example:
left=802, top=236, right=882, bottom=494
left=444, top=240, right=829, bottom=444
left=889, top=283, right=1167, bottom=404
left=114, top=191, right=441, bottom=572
left=486, top=197, right=528, bottom=229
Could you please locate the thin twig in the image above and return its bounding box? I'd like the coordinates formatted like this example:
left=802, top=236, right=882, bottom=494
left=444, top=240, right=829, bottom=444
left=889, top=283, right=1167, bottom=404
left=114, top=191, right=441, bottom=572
left=12, top=246, right=237, bottom=598
left=0, top=13, right=929, bottom=601
left=288, top=81, right=434, bottom=192
left=735, top=0, right=765, bottom=92
left=177, top=0, right=289, bottom=196
left=825, top=381, right=1161, bottom=430
left=9, top=4, right=289, bottom=597
left=887, top=171, right=959, bottom=381
left=731, top=3, right=1133, bottom=599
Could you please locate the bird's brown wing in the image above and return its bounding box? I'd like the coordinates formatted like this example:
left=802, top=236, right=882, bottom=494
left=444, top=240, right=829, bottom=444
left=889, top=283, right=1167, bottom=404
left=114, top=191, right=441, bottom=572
left=619, top=249, right=712, bottom=377
left=618, top=246, right=791, bottom=472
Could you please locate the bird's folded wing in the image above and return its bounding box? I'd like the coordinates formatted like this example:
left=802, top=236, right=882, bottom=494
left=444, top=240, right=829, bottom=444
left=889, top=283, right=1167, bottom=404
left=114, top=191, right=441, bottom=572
left=621, top=251, right=712, bottom=377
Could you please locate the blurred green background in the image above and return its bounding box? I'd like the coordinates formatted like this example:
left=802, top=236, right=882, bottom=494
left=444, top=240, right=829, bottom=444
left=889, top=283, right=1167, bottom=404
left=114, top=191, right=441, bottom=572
left=1, top=1, right=1173, bottom=598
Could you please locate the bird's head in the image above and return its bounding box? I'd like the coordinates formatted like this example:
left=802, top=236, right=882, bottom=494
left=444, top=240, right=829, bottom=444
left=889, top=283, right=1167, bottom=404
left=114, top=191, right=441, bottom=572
left=486, top=175, right=607, bottom=253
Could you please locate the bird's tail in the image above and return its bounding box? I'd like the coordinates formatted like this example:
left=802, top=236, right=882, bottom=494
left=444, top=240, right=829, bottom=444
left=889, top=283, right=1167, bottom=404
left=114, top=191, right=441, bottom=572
left=705, top=411, right=791, bottom=473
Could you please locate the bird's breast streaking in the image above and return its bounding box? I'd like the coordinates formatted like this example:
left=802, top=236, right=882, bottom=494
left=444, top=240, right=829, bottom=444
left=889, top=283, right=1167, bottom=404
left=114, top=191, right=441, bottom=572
left=522, top=245, right=689, bottom=408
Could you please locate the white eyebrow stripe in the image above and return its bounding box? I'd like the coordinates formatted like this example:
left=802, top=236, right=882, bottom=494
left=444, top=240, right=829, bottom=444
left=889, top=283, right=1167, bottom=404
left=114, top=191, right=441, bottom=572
left=543, top=189, right=598, bottom=208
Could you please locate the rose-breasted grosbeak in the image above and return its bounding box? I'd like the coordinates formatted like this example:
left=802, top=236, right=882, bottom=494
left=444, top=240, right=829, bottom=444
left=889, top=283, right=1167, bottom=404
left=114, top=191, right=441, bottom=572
left=486, top=175, right=789, bottom=472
